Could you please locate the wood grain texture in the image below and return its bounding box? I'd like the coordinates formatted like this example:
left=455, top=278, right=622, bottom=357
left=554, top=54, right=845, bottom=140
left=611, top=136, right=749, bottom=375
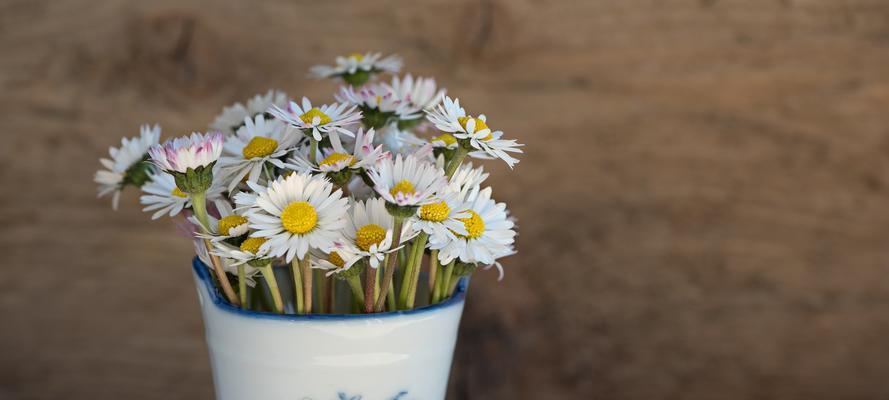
left=4, top=0, right=889, bottom=398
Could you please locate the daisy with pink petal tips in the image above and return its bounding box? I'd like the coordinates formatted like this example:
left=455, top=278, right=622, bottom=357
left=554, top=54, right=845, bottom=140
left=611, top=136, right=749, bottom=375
left=149, top=131, right=224, bottom=174
left=148, top=131, right=225, bottom=233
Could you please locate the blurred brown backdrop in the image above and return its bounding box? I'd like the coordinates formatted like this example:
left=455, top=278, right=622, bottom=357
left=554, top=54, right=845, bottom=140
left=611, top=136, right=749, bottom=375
left=4, top=0, right=889, bottom=399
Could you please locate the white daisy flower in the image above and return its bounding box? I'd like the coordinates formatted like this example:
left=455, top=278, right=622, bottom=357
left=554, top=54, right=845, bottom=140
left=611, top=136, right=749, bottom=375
left=309, top=52, right=402, bottom=83
left=425, top=95, right=524, bottom=168
left=336, top=84, right=403, bottom=114
left=430, top=186, right=516, bottom=267
left=238, top=172, right=350, bottom=262
left=193, top=200, right=250, bottom=241
left=409, top=189, right=471, bottom=245
left=217, top=115, right=300, bottom=192
left=211, top=89, right=289, bottom=135
left=195, top=239, right=260, bottom=287
left=340, top=198, right=415, bottom=269
left=95, top=124, right=161, bottom=209
left=149, top=131, right=224, bottom=174
left=336, top=83, right=418, bottom=128
left=388, top=74, right=445, bottom=120
left=210, top=236, right=273, bottom=267
left=309, top=244, right=365, bottom=276
left=367, top=154, right=446, bottom=207
left=269, top=97, right=362, bottom=145
left=287, top=127, right=385, bottom=176
left=139, top=171, right=225, bottom=220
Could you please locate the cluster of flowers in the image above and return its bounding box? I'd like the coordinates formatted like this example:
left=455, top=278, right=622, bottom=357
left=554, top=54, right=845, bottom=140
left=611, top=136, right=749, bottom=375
left=95, top=52, right=522, bottom=314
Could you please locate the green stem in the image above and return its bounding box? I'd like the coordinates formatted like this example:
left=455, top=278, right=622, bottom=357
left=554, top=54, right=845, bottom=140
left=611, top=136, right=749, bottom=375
left=263, top=162, right=275, bottom=182
left=291, top=259, right=304, bottom=314
left=309, top=138, right=319, bottom=163
left=386, top=272, right=396, bottom=311
left=327, top=277, right=336, bottom=313
left=237, top=264, right=247, bottom=309
left=260, top=264, right=284, bottom=314
left=444, top=146, right=469, bottom=180
left=301, top=257, right=312, bottom=314
left=190, top=190, right=211, bottom=233
left=374, top=217, right=404, bottom=312
left=364, top=260, right=376, bottom=313
left=347, top=275, right=365, bottom=305
left=428, top=250, right=439, bottom=304
left=192, top=189, right=239, bottom=307
left=448, top=276, right=461, bottom=297
left=315, top=269, right=327, bottom=313
left=432, top=263, right=444, bottom=304
left=400, top=233, right=428, bottom=309
left=437, top=260, right=456, bottom=304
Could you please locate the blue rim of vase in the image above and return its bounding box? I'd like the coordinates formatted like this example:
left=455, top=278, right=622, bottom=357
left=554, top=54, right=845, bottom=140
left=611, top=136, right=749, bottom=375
left=192, top=257, right=468, bottom=320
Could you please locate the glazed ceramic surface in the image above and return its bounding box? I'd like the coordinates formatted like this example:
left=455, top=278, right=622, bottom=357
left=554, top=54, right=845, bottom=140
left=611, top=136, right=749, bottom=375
left=191, top=258, right=467, bottom=400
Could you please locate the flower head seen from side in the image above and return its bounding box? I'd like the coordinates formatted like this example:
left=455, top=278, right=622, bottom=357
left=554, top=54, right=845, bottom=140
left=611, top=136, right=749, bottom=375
left=140, top=170, right=225, bottom=220
left=211, top=236, right=274, bottom=267
left=211, top=89, right=289, bottom=135
left=239, top=172, right=350, bottom=262
left=367, top=154, right=446, bottom=208
left=336, top=84, right=411, bottom=129
left=430, top=186, right=516, bottom=270
left=387, top=74, right=444, bottom=129
left=148, top=131, right=224, bottom=194
left=309, top=52, right=402, bottom=86
left=310, top=243, right=365, bottom=277
left=269, top=97, right=361, bottom=145
left=430, top=133, right=458, bottom=160
left=217, top=115, right=299, bottom=192
left=95, top=124, right=161, bottom=209
left=426, top=95, right=524, bottom=168
left=193, top=200, right=250, bottom=242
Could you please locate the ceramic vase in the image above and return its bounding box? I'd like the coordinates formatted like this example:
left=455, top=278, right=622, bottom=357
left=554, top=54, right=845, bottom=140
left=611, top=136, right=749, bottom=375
left=191, top=258, right=467, bottom=400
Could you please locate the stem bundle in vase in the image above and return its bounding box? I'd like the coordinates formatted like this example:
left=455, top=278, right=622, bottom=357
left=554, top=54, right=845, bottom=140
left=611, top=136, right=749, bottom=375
left=94, top=52, right=522, bottom=315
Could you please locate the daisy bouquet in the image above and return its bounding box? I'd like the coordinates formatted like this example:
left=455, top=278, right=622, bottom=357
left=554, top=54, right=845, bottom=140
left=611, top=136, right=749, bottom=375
left=95, top=52, right=522, bottom=314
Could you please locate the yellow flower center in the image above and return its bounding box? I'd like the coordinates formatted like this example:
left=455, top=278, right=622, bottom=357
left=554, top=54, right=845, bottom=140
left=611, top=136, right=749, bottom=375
left=171, top=187, right=188, bottom=198
left=433, top=134, right=457, bottom=146
left=239, top=237, right=268, bottom=254
left=389, top=179, right=416, bottom=198
left=281, top=201, right=318, bottom=234
left=218, top=215, right=248, bottom=236
left=319, top=152, right=355, bottom=168
left=348, top=52, right=365, bottom=61
left=457, top=210, right=485, bottom=239
left=300, top=108, right=332, bottom=126
left=328, top=251, right=345, bottom=268
left=457, top=116, right=492, bottom=141
left=419, top=201, right=450, bottom=222
left=242, top=136, right=279, bottom=159
left=355, top=223, right=387, bottom=251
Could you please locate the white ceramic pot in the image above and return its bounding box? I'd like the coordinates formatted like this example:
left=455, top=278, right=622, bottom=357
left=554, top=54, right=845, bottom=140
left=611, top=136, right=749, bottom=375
left=191, top=258, right=467, bottom=400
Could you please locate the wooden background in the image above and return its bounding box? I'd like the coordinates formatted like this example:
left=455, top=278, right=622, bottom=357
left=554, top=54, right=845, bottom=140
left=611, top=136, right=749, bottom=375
left=4, top=0, right=889, bottom=398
